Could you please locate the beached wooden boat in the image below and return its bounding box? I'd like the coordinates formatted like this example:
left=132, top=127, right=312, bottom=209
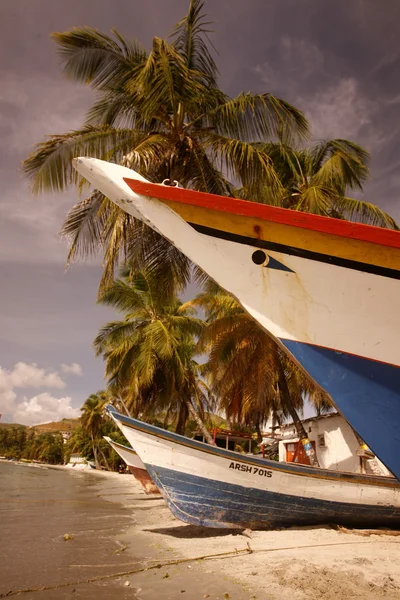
left=106, top=406, right=400, bottom=529
left=73, top=158, right=400, bottom=481
left=103, top=436, right=159, bottom=495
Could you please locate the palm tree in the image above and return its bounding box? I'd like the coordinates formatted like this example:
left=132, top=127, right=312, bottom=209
left=22, top=0, right=309, bottom=294
left=240, top=139, right=398, bottom=228
left=94, top=266, right=214, bottom=442
left=188, top=281, right=332, bottom=467
left=80, top=391, right=109, bottom=467
left=64, top=425, right=92, bottom=464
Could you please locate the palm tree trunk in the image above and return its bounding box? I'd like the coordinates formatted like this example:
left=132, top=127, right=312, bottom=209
left=116, top=396, right=132, bottom=417
left=255, top=423, right=263, bottom=444
left=277, top=365, right=320, bottom=468
left=175, top=402, right=189, bottom=435
left=90, top=432, right=99, bottom=468
left=185, top=398, right=215, bottom=445
left=98, top=446, right=111, bottom=471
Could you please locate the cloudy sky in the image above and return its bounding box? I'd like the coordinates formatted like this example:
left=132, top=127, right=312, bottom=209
left=0, top=0, right=399, bottom=425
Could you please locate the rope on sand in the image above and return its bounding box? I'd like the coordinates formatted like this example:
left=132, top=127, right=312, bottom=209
left=2, top=538, right=399, bottom=597
left=0, top=546, right=252, bottom=597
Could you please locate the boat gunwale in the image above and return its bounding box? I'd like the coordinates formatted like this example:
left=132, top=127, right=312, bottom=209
left=123, top=179, right=400, bottom=251
left=103, top=436, right=137, bottom=456
left=108, top=407, right=400, bottom=489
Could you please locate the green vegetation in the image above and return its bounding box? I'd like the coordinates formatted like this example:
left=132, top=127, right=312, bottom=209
left=94, top=267, right=213, bottom=441
left=64, top=408, right=128, bottom=471
left=0, top=427, right=63, bottom=464
left=0, top=408, right=129, bottom=469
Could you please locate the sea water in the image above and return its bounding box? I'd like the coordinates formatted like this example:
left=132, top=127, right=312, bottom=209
left=0, top=461, right=138, bottom=599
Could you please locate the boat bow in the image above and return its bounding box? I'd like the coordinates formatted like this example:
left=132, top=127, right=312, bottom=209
left=73, top=158, right=400, bottom=480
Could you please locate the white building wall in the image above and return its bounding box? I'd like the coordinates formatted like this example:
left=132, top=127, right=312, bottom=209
left=277, top=414, right=391, bottom=476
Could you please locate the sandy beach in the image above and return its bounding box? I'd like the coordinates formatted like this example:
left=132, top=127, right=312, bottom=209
left=2, top=462, right=400, bottom=599
left=95, top=468, right=400, bottom=600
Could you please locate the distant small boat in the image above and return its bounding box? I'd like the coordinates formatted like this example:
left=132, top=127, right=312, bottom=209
left=107, top=406, right=400, bottom=530
left=103, top=436, right=159, bottom=495
left=65, top=453, right=91, bottom=470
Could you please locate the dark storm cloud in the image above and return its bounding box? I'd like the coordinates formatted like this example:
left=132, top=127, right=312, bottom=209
left=0, top=0, right=399, bottom=422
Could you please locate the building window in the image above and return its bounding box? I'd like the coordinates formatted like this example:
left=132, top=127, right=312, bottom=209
left=318, top=434, right=326, bottom=447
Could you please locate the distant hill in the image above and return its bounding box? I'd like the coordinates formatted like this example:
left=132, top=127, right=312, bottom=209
left=206, top=413, right=227, bottom=428
left=31, top=418, right=80, bottom=435
left=0, top=418, right=80, bottom=432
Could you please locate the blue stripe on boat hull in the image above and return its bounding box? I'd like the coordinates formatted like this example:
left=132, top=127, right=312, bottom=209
left=146, top=465, right=400, bottom=530
left=282, top=340, right=400, bottom=481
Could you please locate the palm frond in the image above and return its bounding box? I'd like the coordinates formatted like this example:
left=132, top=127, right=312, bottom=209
left=333, top=196, right=399, bottom=229
left=171, top=0, right=218, bottom=85
left=196, top=283, right=331, bottom=428
left=22, top=126, right=151, bottom=193
left=194, top=92, right=309, bottom=142
left=205, top=132, right=282, bottom=197
left=312, top=139, right=369, bottom=192
left=61, top=190, right=108, bottom=264
left=133, top=332, right=158, bottom=385
left=105, top=343, right=141, bottom=387
left=143, top=320, right=176, bottom=360
left=85, top=91, right=147, bottom=129
left=97, top=278, right=152, bottom=315
left=93, top=320, right=142, bottom=356
left=187, top=140, right=236, bottom=195
left=167, top=315, right=205, bottom=337
left=291, top=184, right=333, bottom=216
left=127, top=223, right=193, bottom=295
left=52, top=27, right=146, bottom=90
left=130, top=37, right=206, bottom=122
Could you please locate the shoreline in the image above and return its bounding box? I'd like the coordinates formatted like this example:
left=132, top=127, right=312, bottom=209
left=2, top=461, right=253, bottom=599
left=4, top=461, right=400, bottom=599
left=0, top=461, right=142, bottom=599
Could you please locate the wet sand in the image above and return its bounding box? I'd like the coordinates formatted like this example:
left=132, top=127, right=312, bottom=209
left=0, top=461, right=141, bottom=599
left=98, top=470, right=400, bottom=600
left=0, top=462, right=251, bottom=599
left=2, top=461, right=400, bottom=599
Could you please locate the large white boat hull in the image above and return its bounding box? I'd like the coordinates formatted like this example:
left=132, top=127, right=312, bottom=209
left=108, top=407, right=400, bottom=529
left=73, top=158, right=400, bottom=480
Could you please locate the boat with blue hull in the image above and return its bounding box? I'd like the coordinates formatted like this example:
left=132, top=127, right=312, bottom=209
left=106, top=406, right=400, bottom=530
left=72, top=158, right=400, bottom=481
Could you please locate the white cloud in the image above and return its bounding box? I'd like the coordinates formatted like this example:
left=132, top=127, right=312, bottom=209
left=61, top=362, right=83, bottom=376
left=252, top=39, right=384, bottom=150
left=0, top=362, right=72, bottom=423
left=0, top=362, right=66, bottom=390
left=299, top=78, right=377, bottom=143
left=13, top=393, right=80, bottom=426
left=0, top=390, right=17, bottom=418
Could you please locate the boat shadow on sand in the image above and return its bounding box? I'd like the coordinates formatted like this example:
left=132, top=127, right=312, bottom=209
left=143, top=524, right=244, bottom=538
left=143, top=522, right=388, bottom=539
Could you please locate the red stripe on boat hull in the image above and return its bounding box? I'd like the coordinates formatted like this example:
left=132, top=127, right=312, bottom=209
left=123, top=179, right=400, bottom=250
